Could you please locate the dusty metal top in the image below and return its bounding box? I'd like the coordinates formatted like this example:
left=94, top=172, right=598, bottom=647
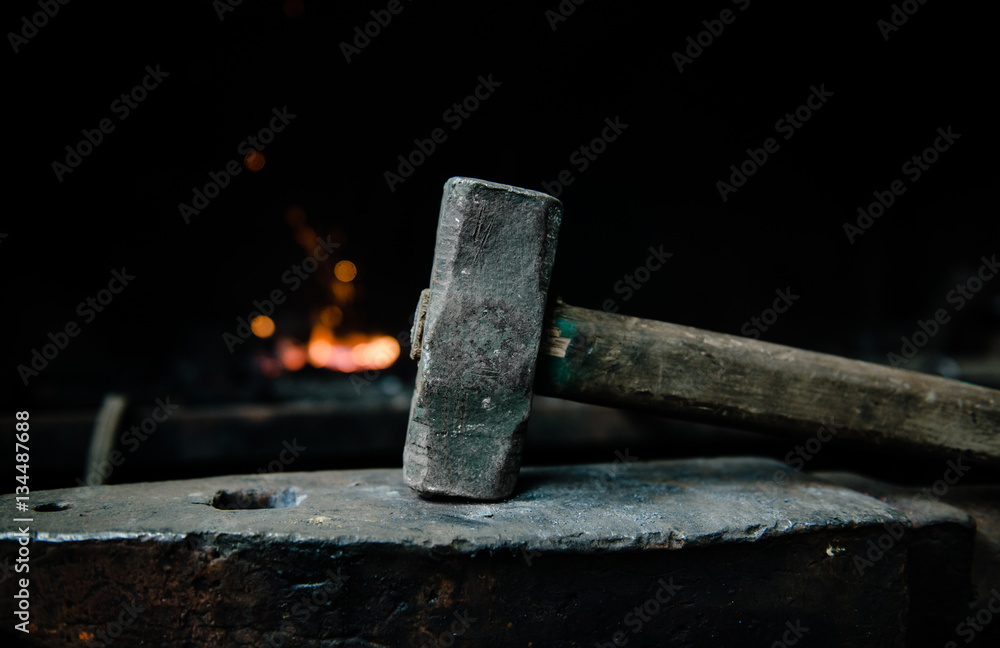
left=2, top=458, right=919, bottom=553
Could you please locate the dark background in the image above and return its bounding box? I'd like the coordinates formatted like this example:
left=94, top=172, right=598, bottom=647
left=2, top=1, right=997, bottom=485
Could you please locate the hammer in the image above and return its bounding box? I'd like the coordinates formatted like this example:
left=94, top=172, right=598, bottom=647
left=403, top=177, right=1000, bottom=500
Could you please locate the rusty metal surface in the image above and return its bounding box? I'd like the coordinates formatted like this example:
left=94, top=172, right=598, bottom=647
left=6, top=458, right=907, bottom=549
left=817, top=471, right=1000, bottom=647
left=0, top=457, right=977, bottom=647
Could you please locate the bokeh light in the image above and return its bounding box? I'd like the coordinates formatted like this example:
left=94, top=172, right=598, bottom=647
left=307, top=324, right=335, bottom=367
left=320, top=305, right=343, bottom=328
left=277, top=340, right=307, bottom=372
left=283, top=0, right=305, bottom=18
left=243, top=150, right=266, bottom=172
left=334, top=260, right=357, bottom=282
left=332, top=281, right=355, bottom=303
left=284, top=205, right=306, bottom=227
left=250, top=315, right=275, bottom=338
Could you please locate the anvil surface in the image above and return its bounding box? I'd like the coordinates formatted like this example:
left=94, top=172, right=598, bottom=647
left=0, top=458, right=981, bottom=647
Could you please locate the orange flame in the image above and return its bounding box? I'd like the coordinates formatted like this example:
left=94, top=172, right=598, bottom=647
left=266, top=206, right=396, bottom=375
left=276, top=325, right=400, bottom=374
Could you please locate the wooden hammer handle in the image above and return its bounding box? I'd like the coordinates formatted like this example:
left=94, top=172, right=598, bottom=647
left=536, top=302, right=1000, bottom=466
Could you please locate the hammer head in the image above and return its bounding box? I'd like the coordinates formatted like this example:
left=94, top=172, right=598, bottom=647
left=403, top=177, right=562, bottom=500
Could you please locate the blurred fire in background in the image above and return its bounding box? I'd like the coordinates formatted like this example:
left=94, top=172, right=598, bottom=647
left=249, top=205, right=402, bottom=378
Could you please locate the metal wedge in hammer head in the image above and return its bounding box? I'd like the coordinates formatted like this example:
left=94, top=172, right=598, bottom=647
left=404, top=177, right=562, bottom=500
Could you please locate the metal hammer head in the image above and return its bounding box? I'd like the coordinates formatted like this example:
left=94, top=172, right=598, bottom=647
left=403, top=177, right=562, bottom=500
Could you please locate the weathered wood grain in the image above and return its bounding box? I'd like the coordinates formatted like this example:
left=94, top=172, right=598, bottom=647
left=538, top=302, right=1000, bottom=466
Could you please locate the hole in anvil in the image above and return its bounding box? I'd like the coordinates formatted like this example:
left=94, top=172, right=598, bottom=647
left=34, top=502, right=73, bottom=512
left=211, top=488, right=299, bottom=510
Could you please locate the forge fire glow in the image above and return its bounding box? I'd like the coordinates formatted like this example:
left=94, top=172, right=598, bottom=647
left=275, top=327, right=400, bottom=374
